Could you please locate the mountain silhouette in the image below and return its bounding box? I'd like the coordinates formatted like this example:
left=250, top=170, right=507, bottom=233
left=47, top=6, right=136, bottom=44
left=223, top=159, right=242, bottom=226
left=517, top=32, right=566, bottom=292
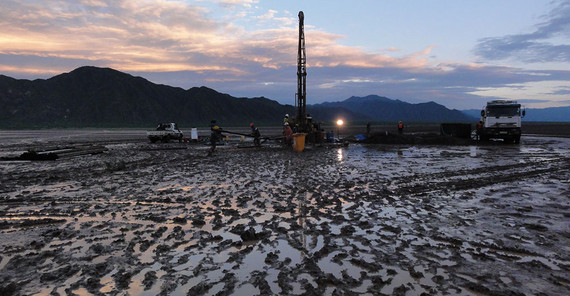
left=462, top=106, right=570, bottom=122
left=0, top=66, right=510, bottom=128
left=314, top=95, right=474, bottom=122
left=0, top=66, right=294, bottom=128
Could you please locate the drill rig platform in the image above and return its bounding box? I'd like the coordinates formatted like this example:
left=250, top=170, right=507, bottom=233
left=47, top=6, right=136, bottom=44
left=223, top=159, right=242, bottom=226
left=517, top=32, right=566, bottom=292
left=292, top=11, right=322, bottom=148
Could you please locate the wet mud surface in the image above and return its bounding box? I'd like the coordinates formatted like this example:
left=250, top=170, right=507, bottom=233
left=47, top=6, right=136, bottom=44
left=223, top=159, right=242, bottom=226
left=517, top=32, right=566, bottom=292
left=0, top=130, right=569, bottom=295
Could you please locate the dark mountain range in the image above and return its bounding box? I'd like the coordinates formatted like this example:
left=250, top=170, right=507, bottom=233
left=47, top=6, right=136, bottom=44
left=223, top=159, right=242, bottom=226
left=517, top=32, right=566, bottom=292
left=462, top=107, right=570, bottom=122
left=314, top=95, right=475, bottom=123
left=0, top=66, right=294, bottom=128
left=0, top=66, right=496, bottom=128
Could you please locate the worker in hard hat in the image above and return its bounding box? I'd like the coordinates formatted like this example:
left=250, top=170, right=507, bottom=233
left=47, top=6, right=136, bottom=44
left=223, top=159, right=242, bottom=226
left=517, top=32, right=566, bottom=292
left=283, top=122, right=293, bottom=147
left=208, top=120, right=223, bottom=156
left=476, top=121, right=483, bottom=140
left=398, top=121, right=404, bottom=135
left=284, top=114, right=289, bottom=125
left=250, top=123, right=261, bottom=147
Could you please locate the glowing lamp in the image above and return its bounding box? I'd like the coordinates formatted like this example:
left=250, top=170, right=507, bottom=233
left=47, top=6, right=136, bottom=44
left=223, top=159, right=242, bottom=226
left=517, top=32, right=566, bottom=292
left=336, top=119, right=344, bottom=140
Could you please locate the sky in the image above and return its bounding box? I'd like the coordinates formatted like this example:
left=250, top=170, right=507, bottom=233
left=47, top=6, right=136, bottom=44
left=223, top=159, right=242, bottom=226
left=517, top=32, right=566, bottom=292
left=1, top=0, right=569, bottom=110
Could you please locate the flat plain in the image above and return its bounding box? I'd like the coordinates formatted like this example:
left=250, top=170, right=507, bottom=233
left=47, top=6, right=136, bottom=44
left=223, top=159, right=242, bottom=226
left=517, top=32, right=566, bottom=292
left=0, top=126, right=568, bottom=295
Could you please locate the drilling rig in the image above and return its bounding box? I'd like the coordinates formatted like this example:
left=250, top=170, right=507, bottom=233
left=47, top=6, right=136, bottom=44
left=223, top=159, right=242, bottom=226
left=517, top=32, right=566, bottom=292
left=295, top=11, right=308, bottom=132
left=290, top=11, right=323, bottom=150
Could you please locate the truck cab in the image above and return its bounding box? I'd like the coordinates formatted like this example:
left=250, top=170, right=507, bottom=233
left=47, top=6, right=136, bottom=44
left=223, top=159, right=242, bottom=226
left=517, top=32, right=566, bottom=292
left=480, top=100, right=525, bottom=143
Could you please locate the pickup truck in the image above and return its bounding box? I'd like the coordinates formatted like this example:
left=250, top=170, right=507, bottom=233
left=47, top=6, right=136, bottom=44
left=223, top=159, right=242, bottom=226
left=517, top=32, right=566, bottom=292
left=147, top=123, right=183, bottom=143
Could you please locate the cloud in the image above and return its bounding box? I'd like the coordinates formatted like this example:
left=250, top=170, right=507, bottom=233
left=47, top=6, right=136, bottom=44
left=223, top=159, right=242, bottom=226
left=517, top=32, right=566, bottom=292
left=474, top=0, right=570, bottom=63
left=216, top=0, right=258, bottom=7
left=0, top=0, right=220, bottom=66
left=467, top=80, right=570, bottom=108
left=0, top=0, right=436, bottom=74
left=550, top=88, right=570, bottom=95
left=256, top=9, right=277, bottom=20
left=516, top=99, right=552, bottom=104
left=0, top=0, right=569, bottom=109
left=254, top=9, right=294, bottom=27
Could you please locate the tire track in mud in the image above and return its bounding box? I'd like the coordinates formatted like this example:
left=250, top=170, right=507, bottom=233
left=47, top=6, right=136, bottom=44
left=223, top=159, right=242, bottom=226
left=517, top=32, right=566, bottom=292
left=381, top=152, right=570, bottom=296
left=0, top=143, right=200, bottom=198
left=2, top=137, right=570, bottom=295
left=391, top=157, right=569, bottom=196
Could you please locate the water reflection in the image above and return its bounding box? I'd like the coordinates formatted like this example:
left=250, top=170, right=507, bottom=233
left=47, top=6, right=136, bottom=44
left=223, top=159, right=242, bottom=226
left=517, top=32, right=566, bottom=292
left=297, top=191, right=308, bottom=257
left=337, top=148, right=343, bottom=162
left=469, top=146, right=477, bottom=157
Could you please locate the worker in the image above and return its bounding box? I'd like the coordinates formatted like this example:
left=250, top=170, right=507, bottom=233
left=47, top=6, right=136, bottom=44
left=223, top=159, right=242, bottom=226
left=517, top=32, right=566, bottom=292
left=283, top=122, right=293, bottom=147
left=208, top=120, right=223, bottom=156
left=476, top=121, right=483, bottom=140
left=284, top=114, right=290, bottom=125
left=398, top=121, right=404, bottom=135
left=250, top=123, right=261, bottom=147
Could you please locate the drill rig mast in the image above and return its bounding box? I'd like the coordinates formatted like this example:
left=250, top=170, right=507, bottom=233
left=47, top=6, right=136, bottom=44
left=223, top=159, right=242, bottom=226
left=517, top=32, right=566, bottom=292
left=295, top=11, right=308, bottom=131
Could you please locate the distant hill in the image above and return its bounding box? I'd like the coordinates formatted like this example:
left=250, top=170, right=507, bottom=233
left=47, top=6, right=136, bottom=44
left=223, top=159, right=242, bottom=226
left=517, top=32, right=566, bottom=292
left=0, top=66, right=294, bottom=128
left=313, top=95, right=476, bottom=123
left=523, top=106, right=570, bottom=122
left=461, top=109, right=482, bottom=119
left=1, top=66, right=488, bottom=128
left=462, top=106, right=570, bottom=122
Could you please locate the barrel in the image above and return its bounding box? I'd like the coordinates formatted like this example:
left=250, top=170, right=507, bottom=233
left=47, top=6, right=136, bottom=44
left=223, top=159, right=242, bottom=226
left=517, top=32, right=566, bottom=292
left=292, top=133, right=306, bottom=152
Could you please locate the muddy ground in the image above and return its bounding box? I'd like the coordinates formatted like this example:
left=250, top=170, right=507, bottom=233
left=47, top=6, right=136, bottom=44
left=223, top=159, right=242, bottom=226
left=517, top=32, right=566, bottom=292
left=0, top=128, right=569, bottom=296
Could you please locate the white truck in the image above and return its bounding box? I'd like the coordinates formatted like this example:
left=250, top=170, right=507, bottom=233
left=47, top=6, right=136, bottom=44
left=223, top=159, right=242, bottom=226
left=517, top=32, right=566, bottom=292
left=147, top=123, right=183, bottom=143
left=479, top=100, right=525, bottom=143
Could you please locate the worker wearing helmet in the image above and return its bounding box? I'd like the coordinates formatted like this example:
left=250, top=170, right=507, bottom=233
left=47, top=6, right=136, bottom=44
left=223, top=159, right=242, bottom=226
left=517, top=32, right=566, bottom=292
left=476, top=121, right=483, bottom=140
left=250, top=123, right=261, bottom=147
left=398, top=121, right=404, bottom=135
left=209, top=120, right=223, bottom=156
left=283, top=122, right=293, bottom=147
left=284, top=114, right=289, bottom=125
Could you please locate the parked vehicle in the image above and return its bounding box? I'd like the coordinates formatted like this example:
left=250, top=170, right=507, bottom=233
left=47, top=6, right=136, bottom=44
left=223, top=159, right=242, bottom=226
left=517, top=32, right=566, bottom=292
left=147, top=123, right=183, bottom=143
left=480, top=100, right=525, bottom=143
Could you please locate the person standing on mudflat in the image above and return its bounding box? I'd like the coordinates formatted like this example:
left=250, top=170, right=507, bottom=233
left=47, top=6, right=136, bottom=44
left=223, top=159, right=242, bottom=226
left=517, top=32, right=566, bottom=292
left=209, top=120, right=223, bottom=156
left=283, top=122, right=293, bottom=148
left=250, top=123, right=261, bottom=147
